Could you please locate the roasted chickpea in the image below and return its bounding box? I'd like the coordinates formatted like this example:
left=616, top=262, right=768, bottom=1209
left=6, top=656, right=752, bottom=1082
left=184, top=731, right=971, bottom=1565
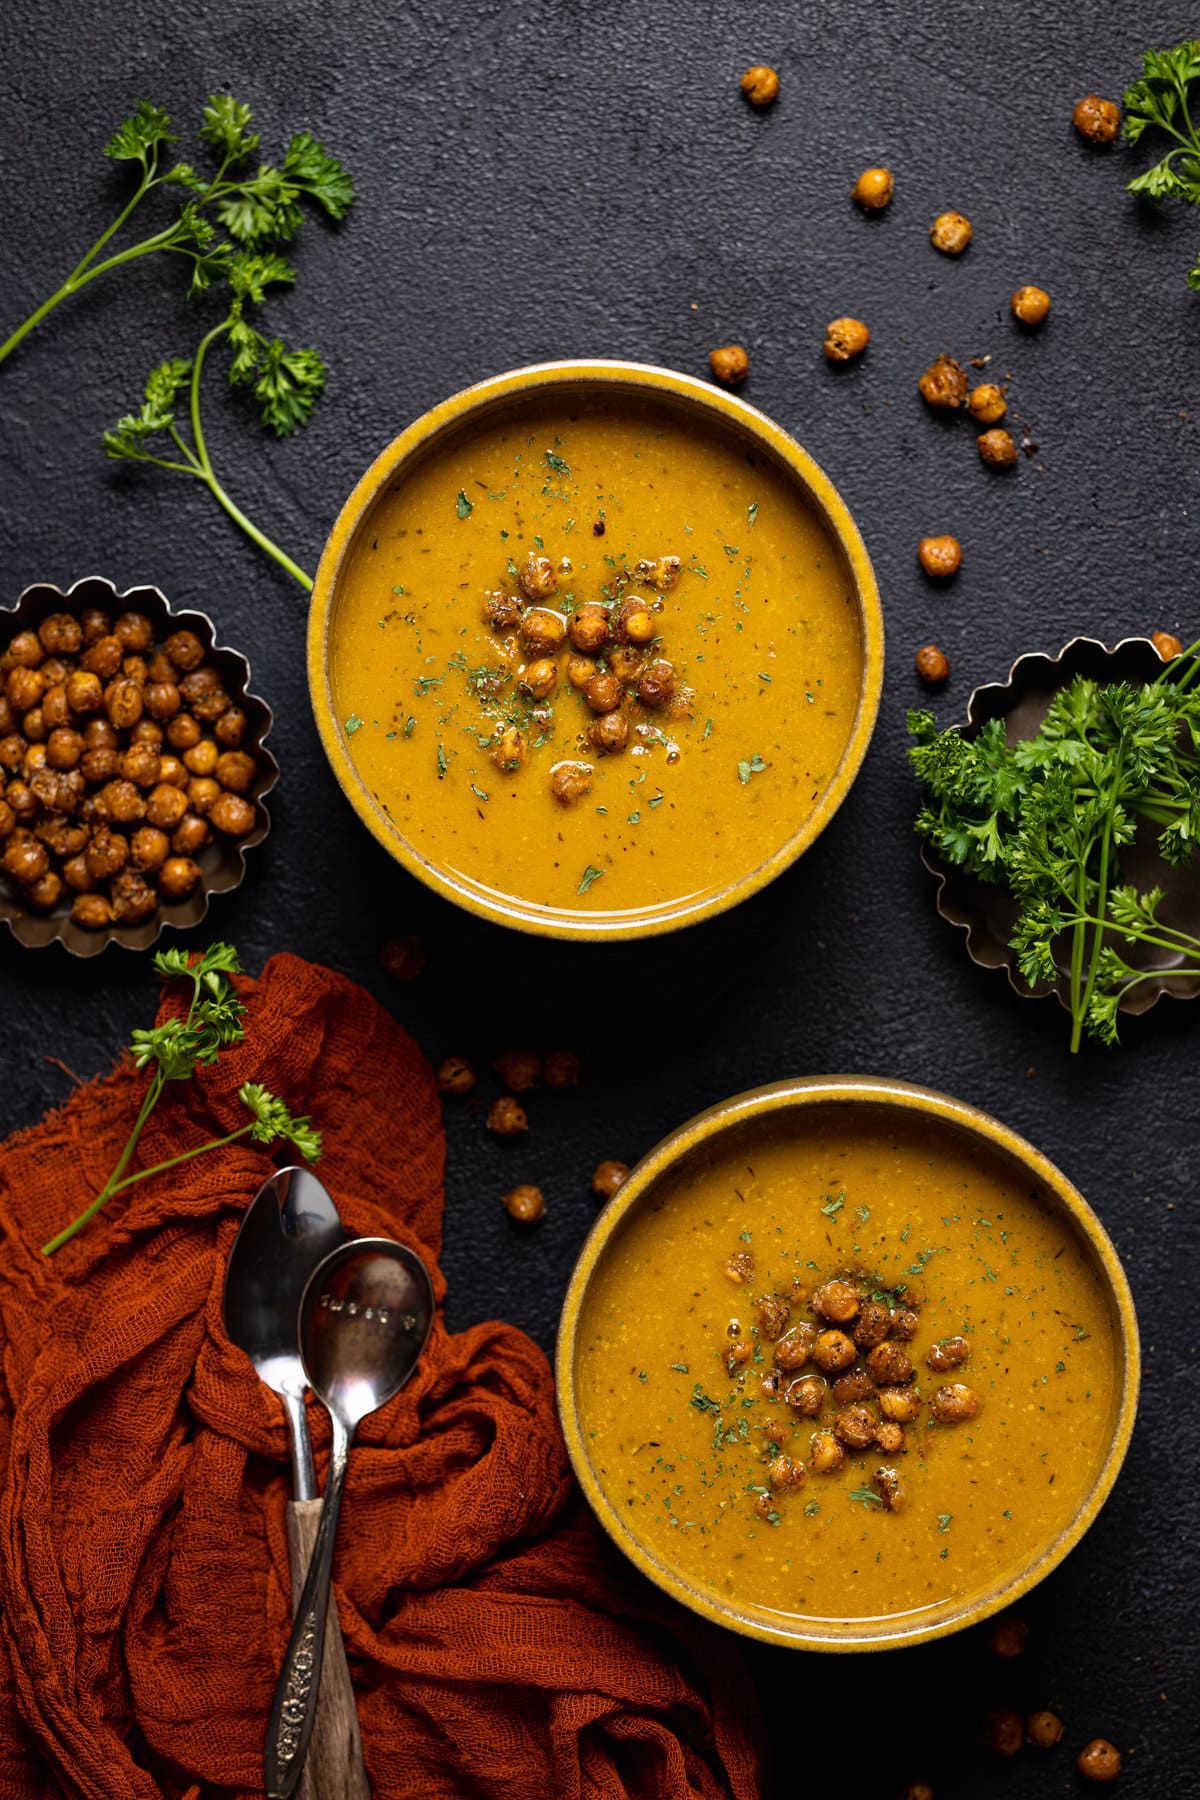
left=890, top=1308, right=920, bottom=1340
left=725, top=1250, right=755, bottom=1285
left=178, top=667, right=221, bottom=706
left=751, top=1294, right=789, bottom=1342
left=104, top=678, right=143, bottom=730
left=833, top=1405, right=877, bottom=1450
left=517, top=657, right=557, bottom=701
left=154, top=857, right=201, bottom=902
left=143, top=681, right=181, bottom=722
left=1077, top=1739, right=1121, bottom=1782
left=566, top=654, right=597, bottom=691
left=208, top=792, right=256, bottom=837
left=146, top=652, right=174, bottom=684
left=830, top=1369, right=875, bottom=1406
left=608, top=643, right=645, bottom=685
left=873, top=1464, right=908, bottom=1511
left=488, top=1096, right=528, bottom=1138
left=64, top=669, right=103, bottom=715
left=520, top=608, right=567, bottom=657
left=549, top=760, right=592, bottom=806
left=208, top=749, right=254, bottom=795
left=1073, top=93, right=1121, bottom=143
left=1011, top=284, right=1051, bottom=325
left=853, top=1301, right=892, bottom=1348
left=5, top=780, right=36, bottom=819
left=709, top=344, right=749, bottom=386
left=633, top=556, right=681, bottom=593
left=809, top=1430, right=846, bottom=1474
left=494, top=1049, right=541, bottom=1090
left=164, top=629, right=204, bottom=670
left=37, top=613, right=82, bottom=660
left=866, top=1342, right=913, bottom=1385
left=726, top=1339, right=752, bottom=1373
left=930, top=210, right=972, bottom=254
left=491, top=725, right=527, bottom=774
left=878, top=1385, right=922, bottom=1423
left=130, top=826, right=170, bottom=871
left=164, top=809, right=205, bottom=856
left=30, top=767, right=79, bottom=813
left=918, top=354, right=968, bottom=408
left=79, top=608, right=110, bottom=644
left=0, top=799, right=12, bottom=841
left=637, top=659, right=677, bottom=708
left=926, top=1335, right=970, bottom=1372
left=1026, top=1711, right=1064, bottom=1749
left=181, top=739, right=218, bottom=779
left=968, top=382, right=1007, bottom=424
left=612, top=598, right=654, bottom=646
left=120, top=744, right=161, bottom=787
left=588, top=710, right=630, bottom=754
left=875, top=1420, right=905, bottom=1454
left=187, top=777, right=222, bottom=816
left=3, top=835, right=49, bottom=884
left=988, top=1613, right=1029, bottom=1658
left=22, top=708, right=47, bottom=746
left=82, top=636, right=123, bottom=679
left=72, top=892, right=113, bottom=929
left=812, top=1329, right=857, bottom=1373
left=483, top=589, right=523, bottom=630
left=111, top=869, right=157, bottom=923
left=191, top=686, right=230, bottom=723
left=214, top=707, right=247, bottom=748
left=584, top=671, right=622, bottom=715
left=144, top=782, right=188, bottom=831
left=97, top=778, right=144, bottom=824
left=543, top=1048, right=580, bottom=1089
left=62, top=851, right=94, bottom=892
left=6, top=630, right=43, bottom=668
left=0, top=735, right=24, bottom=774
left=981, top=1710, right=1024, bottom=1757
left=933, top=1382, right=982, bottom=1423
left=1152, top=630, right=1184, bottom=660
left=823, top=317, right=870, bottom=361
left=84, top=827, right=129, bottom=879
left=852, top=165, right=894, bottom=210
left=113, top=611, right=153, bottom=652
left=0, top=697, right=13, bottom=737
left=503, top=1184, right=545, bottom=1225
left=436, top=1054, right=476, bottom=1098
left=6, top=666, right=45, bottom=712
left=812, top=1279, right=860, bottom=1324
left=36, top=816, right=87, bottom=858
left=568, top=604, right=611, bottom=653
left=917, top=535, right=962, bottom=578
left=740, top=64, right=779, bottom=106
left=41, top=685, right=71, bottom=730
left=768, top=1453, right=806, bottom=1492
left=166, top=712, right=202, bottom=750
left=779, top=1374, right=821, bottom=1417
left=916, top=644, right=951, bottom=685
left=517, top=554, right=559, bottom=603
left=45, top=728, right=84, bottom=770
left=157, top=754, right=188, bottom=789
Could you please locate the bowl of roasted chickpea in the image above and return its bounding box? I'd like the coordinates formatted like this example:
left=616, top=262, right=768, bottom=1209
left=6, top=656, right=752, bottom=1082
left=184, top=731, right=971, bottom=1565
left=0, top=576, right=276, bottom=954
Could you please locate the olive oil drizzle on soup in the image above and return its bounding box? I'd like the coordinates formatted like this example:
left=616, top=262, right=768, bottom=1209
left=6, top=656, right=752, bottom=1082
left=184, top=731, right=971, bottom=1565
left=329, top=397, right=863, bottom=916
left=576, top=1111, right=1119, bottom=1626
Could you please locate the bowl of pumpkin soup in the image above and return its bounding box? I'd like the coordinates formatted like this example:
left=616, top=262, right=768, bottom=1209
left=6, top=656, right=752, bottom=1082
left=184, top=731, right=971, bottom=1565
left=557, top=1077, right=1138, bottom=1651
left=308, top=360, right=883, bottom=938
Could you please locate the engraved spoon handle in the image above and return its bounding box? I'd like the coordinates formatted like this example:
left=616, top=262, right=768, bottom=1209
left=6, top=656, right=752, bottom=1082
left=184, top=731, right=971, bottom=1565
left=265, top=1414, right=351, bottom=1799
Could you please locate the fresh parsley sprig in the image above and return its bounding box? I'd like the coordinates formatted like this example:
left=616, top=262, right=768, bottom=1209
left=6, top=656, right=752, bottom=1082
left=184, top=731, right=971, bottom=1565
left=42, top=943, right=321, bottom=1255
left=0, top=95, right=353, bottom=367
left=909, top=642, right=1200, bottom=1050
left=102, top=250, right=325, bottom=588
left=1123, top=41, right=1200, bottom=288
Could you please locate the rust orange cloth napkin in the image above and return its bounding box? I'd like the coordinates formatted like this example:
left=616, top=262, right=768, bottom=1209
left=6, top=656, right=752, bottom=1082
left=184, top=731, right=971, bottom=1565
left=0, top=954, right=763, bottom=1800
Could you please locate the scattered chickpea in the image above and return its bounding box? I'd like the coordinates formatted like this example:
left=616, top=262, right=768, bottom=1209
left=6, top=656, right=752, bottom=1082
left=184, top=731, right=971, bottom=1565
left=585, top=671, right=623, bottom=715
left=915, top=644, right=950, bottom=685
left=968, top=382, right=1007, bottom=424
left=1011, top=284, right=1051, bottom=325
left=877, top=1386, right=922, bottom=1423
left=823, top=317, right=870, bottom=362
left=812, top=1279, right=860, bottom=1323
left=1152, top=630, right=1184, bottom=660
left=808, top=1430, right=846, bottom=1474
left=852, top=166, right=894, bottom=210
left=833, top=1404, right=876, bottom=1450
left=875, top=1420, right=905, bottom=1454
left=785, top=1374, right=826, bottom=1415
left=812, top=1329, right=857, bottom=1373
left=1026, top=1711, right=1064, bottom=1749
left=918, top=354, right=968, bottom=408
left=568, top=603, right=610, bottom=653
left=503, top=1184, right=545, bottom=1225
left=709, top=344, right=749, bottom=386
left=852, top=1302, right=891, bottom=1348
left=768, top=1453, right=806, bottom=1491
left=543, top=1048, right=580, bottom=1089
left=520, top=608, right=566, bottom=657
left=739, top=64, right=779, bottom=107
left=1076, top=1739, right=1122, bottom=1783
left=774, top=1323, right=817, bottom=1371
left=866, top=1342, right=913, bottom=1385
left=208, top=792, right=255, bottom=837
left=608, top=644, right=645, bottom=685
left=930, top=210, right=972, bottom=254
left=549, top=760, right=592, bottom=806
left=981, top=1709, right=1025, bottom=1757
left=987, top=1614, right=1029, bottom=1658
left=637, top=659, right=677, bottom=708
left=437, top=1055, right=476, bottom=1098
left=157, top=856, right=201, bottom=902
left=380, top=934, right=427, bottom=981
left=977, top=427, right=1019, bottom=467
left=588, top=710, right=630, bottom=754
left=1073, top=94, right=1121, bottom=143
left=756, top=1294, right=792, bottom=1341
left=926, top=1335, right=971, bottom=1372
left=492, top=725, right=527, bottom=773
left=517, top=554, right=558, bottom=603
left=592, top=1159, right=630, bottom=1201
left=917, top=535, right=962, bottom=578
left=932, top=1381, right=982, bottom=1423
left=494, top=1049, right=541, bottom=1090
left=487, top=1096, right=528, bottom=1138
left=521, top=657, right=558, bottom=700
left=873, top=1464, right=908, bottom=1511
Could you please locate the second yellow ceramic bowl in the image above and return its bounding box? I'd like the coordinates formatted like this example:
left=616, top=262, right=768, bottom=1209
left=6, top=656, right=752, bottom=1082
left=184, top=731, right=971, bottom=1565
left=308, top=360, right=883, bottom=940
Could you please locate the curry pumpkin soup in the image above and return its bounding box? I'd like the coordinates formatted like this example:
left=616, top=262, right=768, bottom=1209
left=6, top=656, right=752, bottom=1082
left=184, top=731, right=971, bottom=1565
left=325, top=388, right=867, bottom=924
left=573, top=1104, right=1122, bottom=1633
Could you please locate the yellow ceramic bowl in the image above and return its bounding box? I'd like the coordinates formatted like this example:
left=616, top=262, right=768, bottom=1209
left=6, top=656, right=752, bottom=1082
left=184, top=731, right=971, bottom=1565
left=308, top=360, right=884, bottom=940
left=557, top=1076, right=1139, bottom=1651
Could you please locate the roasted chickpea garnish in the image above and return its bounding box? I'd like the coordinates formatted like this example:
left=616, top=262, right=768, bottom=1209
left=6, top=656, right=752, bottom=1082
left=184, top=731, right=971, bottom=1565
left=930, top=210, right=971, bottom=254
left=1152, top=630, right=1184, bottom=660
left=740, top=64, right=779, bottom=106
left=494, top=1048, right=540, bottom=1090
left=926, top=1334, right=970, bottom=1372
left=987, top=1613, right=1029, bottom=1658
left=784, top=1374, right=825, bottom=1415
left=866, top=1342, right=913, bottom=1385
left=543, top=1048, right=580, bottom=1088
left=1076, top=1739, right=1121, bottom=1783
left=1073, top=94, right=1121, bottom=143
left=492, top=725, right=527, bottom=773
left=852, top=166, right=894, bottom=210
left=774, top=1322, right=817, bottom=1370
left=932, top=1381, right=981, bottom=1423
left=591, top=1159, right=630, bottom=1201
left=968, top=382, right=1007, bottom=424
left=756, top=1294, right=792, bottom=1341
left=915, top=644, right=950, bottom=685
left=709, top=344, right=749, bottom=386
left=588, top=710, right=630, bottom=754
left=768, top=1452, right=806, bottom=1491
left=917, top=535, right=962, bottom=578
left=637, top=660, right=676, bottom=708
left=812, top=1278, right=860, bottom=1323
left=981, top=1709, right=1024, bottom=1757
left=520, top=608, right=566, bottom=657
left=833, top=1404, right=876, bottom=1450
left=1026, top=1711, right=1064, bottom=1749
left=503, top=1184, right=545, bottom=1225
left=208, top=793, right=255, bottom=837
left=566, top=654, right=596, bottom=690
left=487, top=1096, right=528, bottom=1138
left=72, top=892, right=113, bottom=929
left=724, top=1249, right=756, bottom=1285
left=1011, top=284, right=1051, bottom=325
left=873, top=1464, right=908, bottom=1511
left=155, top=859, right=201, bottom=904
left=918, top=354, right=968, bottom=408
left=852, top=1301, right=891, bottom=1348
left=874, top=1420, right=905, bottom=1454
left=520, top=657, right=559, bottom=700
left=437, top=1055, right=476, bottom=1097
left=568, top=603, right=611, bottom=653
left=608, top=644, right=645, bottom=685
left=823, top=317, right=870, bottom=361
left=812, top=1329, right=857, bottom=1373
left=809, top=1430, right=846, bottom=1474
left=483, top=590, right=523, bottom=631
left=877, top=1385, right=921, bottom=1423
left=584, top=671, right=623, bottom=715
left=978, top=427, right=1019, bottom=467
left=549, top=760, right=592, bottom=806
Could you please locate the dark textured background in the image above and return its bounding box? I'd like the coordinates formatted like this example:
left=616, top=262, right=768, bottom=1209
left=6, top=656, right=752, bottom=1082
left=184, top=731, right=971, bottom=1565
left=1, top=1, right=1197, bottom=1794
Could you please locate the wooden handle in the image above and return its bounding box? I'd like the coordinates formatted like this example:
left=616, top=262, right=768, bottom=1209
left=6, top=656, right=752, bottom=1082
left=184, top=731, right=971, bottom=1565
left=286, top=1499, right=372, bottom=1800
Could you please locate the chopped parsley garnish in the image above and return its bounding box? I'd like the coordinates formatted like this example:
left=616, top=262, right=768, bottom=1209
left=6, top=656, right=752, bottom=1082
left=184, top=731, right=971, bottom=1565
left=403, top=716, right=416, bottom=738
left=544, top=448, right=571, bottom=475
left=669, top=1362, right=690, bottom=1374
left=737, top=753, right=768, bottom=784
left=937, top=1512, right=953, bottom=1533
left=436, top=744, right=448, bottom=779
left=577, top=864, right=605, bottom=895
left=703, top=718, right=713, bottom=739
left=690, top=1385, right=723, bottom=1416
left=344, top=713, right=363, bottom=735
left=455, top=489, right=473, bottom=519
left=470, top=784, right=489, bottom=802
left=748, top=499, right=759, bottom=527
left=848, top=1487, right=884, bottom=1508
left=820, top=1190, right=845, bottom=1218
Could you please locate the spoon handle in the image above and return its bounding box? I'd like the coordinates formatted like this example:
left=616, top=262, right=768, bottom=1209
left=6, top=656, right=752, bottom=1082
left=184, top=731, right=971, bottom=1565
left=265, top=1417, right=352, bottom=1799
left=286, top=1500, right=372, bottom=1800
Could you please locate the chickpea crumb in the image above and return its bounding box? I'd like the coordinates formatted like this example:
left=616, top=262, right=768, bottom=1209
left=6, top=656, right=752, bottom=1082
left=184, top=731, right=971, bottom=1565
left=739, top=64, right=780, bottom=107
left=436, top=1055, right=476, bottom=1098
left=915, top=644, right=950, bottom=686
left=503, top=1184, right=545, bottom=1225
left=823, top=317, right=870, bottom=362
left=1073, top=93, right=1121, bottom=143
left=977, top=427, right=1018, bottom=467
left=1152, top=630, right=1184, bottom=660
left=592, top=1159, right=630, bottom=1202
left=917, top=535, right=962, bottom=578
left=1011, top=284, right=1051, bottom=325
left=709, top=344, right=749, bottom=386
left=930, top=210, right=972, bottom=255
left=487, top=1096, right=528, bottom=1138
left=1026, top=1711, right=1064, bottom=1750
left=852, top=166, right=894, bottom=210
left=1076, top=1739, right=1122, bottom=1783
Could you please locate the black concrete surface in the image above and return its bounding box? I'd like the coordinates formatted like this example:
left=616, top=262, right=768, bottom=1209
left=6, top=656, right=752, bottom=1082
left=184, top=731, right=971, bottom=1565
left=1, top=1, right=1198, bottom=1794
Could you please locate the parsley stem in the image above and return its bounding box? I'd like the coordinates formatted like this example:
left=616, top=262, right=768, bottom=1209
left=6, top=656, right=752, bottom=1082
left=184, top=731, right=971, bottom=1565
left=63, top=156, right=157, bottom=286
left=1074, top=751, right=1124, bottom=1052
left=104, top=1121, right=256, bottom=1197
left=41, top=1069, right=165, bottom=1255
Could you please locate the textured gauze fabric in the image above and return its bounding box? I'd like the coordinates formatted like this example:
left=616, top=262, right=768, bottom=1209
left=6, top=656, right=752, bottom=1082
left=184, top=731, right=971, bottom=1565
left=0, top=953, right=763, bottom=1800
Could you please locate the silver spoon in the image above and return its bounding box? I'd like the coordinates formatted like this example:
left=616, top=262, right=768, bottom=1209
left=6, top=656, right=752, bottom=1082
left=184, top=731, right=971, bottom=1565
left=264, top=1236, right=435, bottom=1800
